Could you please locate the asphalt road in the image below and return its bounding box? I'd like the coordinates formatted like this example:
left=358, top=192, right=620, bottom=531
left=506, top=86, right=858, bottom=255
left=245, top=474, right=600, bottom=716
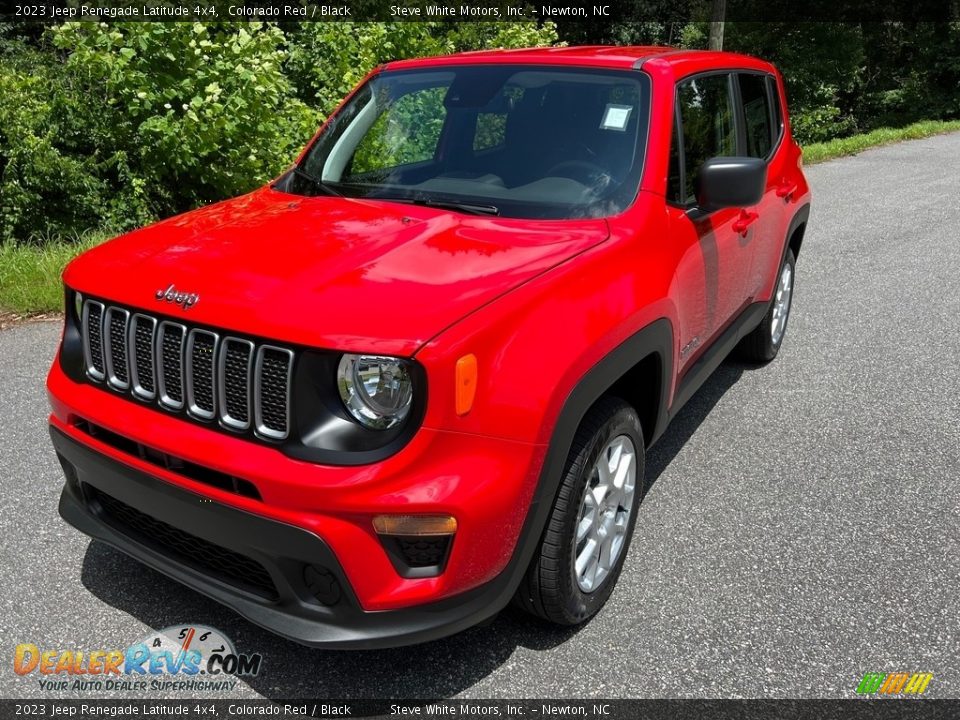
left=2, top=133, right=959, bottom=701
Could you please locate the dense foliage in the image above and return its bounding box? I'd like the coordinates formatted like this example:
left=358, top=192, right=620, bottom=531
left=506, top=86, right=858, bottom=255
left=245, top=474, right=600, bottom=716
left=0, top=19, right=957, bottom=245
left=556, top=21, right=960, bottom=145
left=0, top=21, right=557, bottom=243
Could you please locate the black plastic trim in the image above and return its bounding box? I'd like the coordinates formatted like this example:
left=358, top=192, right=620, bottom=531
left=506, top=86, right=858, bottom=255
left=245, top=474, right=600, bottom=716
left=784, top=203, right=811, bottom=264
left=55, top=318, right=678, bottom=647
left=633, top=49, right=688, bottom=69
left=73, top=418, right=262, bottom=501
left=286, top=350, right=427, bottom=465
left=509, top=319, right=675, bottom=610
left=52, top=426, right=509, bottom=650
left=672, top=301, right=767, bottom=417
left=380, top=534, right=454, bottom=579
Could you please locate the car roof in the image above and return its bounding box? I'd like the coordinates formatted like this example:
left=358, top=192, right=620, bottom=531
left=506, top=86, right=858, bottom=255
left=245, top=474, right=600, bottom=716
left=384, top=46, right=775, bottom=77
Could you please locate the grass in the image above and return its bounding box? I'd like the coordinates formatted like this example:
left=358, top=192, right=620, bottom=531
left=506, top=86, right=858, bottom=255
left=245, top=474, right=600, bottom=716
left=802, top=119, right=960, bottom=164
left=1, top=120, right=959, bottom=319
left=0, top=230, right=111, bottom=317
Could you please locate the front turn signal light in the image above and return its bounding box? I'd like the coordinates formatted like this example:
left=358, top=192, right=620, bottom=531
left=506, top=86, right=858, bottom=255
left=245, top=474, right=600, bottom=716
left=373, top=514, right=458, bottom=537
left=455, top=353, right=478, bottom=416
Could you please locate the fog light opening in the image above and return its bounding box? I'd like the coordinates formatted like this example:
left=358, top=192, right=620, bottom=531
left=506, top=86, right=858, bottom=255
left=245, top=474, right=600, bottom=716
left=373, top=515, right=457, bottom=578
left=303, top=564, right=342, bottom=607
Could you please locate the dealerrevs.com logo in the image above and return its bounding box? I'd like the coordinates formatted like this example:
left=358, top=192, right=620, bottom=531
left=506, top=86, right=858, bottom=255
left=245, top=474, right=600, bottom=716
left=13, top=625, right=262, bottom=692
left=856, top=672, right=933, bottom=696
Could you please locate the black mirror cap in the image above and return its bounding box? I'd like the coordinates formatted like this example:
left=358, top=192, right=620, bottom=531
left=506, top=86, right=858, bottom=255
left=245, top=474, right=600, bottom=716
left=696, top=156, right=767, bottom=212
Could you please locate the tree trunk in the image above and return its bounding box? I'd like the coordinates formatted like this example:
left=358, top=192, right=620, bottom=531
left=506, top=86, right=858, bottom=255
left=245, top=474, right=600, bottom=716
left=708, top=0, right=726, bottom=51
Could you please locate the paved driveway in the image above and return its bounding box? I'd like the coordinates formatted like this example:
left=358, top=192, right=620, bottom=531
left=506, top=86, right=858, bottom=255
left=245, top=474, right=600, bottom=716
left=2, top=133, right=958, bottom=699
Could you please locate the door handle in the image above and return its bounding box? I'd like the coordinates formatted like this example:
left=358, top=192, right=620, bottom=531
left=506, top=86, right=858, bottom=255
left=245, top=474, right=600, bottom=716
left=732, top=210, right=759, bottom=235
left=776, top=181, right=798, bottom=200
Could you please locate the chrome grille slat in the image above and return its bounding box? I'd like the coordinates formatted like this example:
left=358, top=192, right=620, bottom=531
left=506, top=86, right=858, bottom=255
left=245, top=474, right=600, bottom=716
left=129, top=314, right=157, bottom=400
left=254, top=346, right=293, bottom=441
left=219, top=338, right=254, bottom=431
left=157, top=321, right=186, bottom=410
left=80, top=301, right=293, bottom=443
left=186, top=329, right=218, bottom=420
left=81, top=300, right=106, bottom=380
left=104, top=307, right=130, bottom=390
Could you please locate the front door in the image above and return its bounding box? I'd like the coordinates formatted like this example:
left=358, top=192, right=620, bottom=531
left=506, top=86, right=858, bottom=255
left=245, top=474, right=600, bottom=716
left=667, top=72, right=755, bottom=374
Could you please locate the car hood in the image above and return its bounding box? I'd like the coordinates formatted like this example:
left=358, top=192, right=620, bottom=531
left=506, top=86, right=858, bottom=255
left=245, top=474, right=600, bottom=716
left=64, top=187, right=610, bottom=356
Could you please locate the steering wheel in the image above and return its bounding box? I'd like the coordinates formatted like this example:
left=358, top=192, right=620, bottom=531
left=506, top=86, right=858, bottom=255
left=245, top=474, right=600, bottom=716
left=545, top=160, right=613, bottom=190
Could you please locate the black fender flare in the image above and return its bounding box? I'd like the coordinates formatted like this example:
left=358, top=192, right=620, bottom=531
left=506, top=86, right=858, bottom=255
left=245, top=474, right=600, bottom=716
left=497, top=317, right=674, bottom=601
left=783, top=203, right=811, bottom=265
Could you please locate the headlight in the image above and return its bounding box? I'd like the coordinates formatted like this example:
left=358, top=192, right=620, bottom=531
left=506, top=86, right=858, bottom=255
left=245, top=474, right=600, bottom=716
left=337, top=354, right=414, bottom=430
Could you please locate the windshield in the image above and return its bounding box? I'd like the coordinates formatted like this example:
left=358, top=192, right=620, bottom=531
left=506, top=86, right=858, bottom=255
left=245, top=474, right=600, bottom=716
left=293, top=64, right=651, bottom=219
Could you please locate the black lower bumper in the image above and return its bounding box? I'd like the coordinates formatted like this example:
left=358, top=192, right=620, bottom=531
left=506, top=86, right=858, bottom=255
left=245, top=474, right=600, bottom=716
left=51, top=426, right=509, bottom=649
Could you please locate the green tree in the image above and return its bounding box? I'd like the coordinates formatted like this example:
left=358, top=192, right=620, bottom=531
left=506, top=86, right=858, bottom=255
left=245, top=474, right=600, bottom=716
left=286, top=21, right=558, bottom=115
left=721, top=22, right=864, bottom=143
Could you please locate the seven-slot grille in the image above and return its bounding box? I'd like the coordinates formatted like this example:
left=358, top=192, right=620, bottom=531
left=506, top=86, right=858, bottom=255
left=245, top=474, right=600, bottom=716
left=80, top=299, right=294, bottom=441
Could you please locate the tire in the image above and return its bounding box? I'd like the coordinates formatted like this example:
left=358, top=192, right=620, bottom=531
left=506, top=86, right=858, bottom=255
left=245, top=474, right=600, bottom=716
left=739, top=248, right=796, bottom=362
left=514, top=396, right=646, bottom=625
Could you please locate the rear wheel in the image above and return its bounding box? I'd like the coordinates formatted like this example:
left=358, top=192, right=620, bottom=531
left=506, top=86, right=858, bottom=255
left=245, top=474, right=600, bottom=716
left=739, top=248, right=796, bottom=362
left=515, top=397, right=645, bottom=625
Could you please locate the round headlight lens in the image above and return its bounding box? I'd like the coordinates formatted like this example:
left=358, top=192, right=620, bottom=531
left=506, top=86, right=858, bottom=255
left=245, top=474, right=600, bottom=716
left=337, top=354, right=414, bottom=430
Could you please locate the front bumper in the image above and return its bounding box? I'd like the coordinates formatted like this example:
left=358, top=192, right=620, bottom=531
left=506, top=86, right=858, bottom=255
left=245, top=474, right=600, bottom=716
left=52, top=426, right=522, bottom=649
left=47, top=354, right=546, bottom=613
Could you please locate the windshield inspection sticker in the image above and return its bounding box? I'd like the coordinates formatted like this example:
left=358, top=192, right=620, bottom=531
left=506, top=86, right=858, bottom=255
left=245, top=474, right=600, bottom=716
left=600, top=104, right=633, bottom=131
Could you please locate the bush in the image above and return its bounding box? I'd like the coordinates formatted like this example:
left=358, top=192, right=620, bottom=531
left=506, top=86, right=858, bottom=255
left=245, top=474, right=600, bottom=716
left=0, top=42, right=122, bottom=242
left=791, top=103, right=859, bottom=145
left=0, top=21, right=556, bottom=245
left=0, top=23, right=316, bottom=243
left=50, top=22, right=317, bottom=221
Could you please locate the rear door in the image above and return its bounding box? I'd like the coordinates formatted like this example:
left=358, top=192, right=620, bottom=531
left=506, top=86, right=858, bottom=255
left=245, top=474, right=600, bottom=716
left=735, top=72, right=787, bottom=298
left=666, top=72, right=753, bottom=373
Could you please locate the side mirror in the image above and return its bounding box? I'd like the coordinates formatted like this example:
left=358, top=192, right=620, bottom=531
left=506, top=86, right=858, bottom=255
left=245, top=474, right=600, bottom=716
left=696, top=157, right=767, bottom=212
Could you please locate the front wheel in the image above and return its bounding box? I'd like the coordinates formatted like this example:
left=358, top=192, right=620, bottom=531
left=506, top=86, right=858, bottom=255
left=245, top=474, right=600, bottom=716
left=739, top=248, right=796, bottom=362
left=514, top=397, right=645, bottom=625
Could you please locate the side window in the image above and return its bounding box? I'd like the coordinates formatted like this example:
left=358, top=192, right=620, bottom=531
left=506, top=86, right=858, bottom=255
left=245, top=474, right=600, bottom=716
left=472, top=85, right=522, bottom=152
left=473, top=112, right=507, bottom=152
left=738, top=73, right=773, bottom=158
left=676, top=74, right=736, bottom=205
left=348, top=86, right=447, bottom=177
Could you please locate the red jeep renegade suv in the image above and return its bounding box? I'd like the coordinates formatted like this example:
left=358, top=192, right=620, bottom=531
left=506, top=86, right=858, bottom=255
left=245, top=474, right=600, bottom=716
left=48, top=47, right=810, bottom=648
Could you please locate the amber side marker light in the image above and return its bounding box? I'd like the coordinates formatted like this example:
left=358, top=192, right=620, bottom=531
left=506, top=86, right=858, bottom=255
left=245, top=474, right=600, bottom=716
left=455, top=353, right=478, bottom=416
left=373, top=515, right=458, bottom=537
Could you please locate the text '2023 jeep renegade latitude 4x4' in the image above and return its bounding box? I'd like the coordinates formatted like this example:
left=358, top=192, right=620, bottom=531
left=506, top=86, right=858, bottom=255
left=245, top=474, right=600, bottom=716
left=48, top=46, right=810, bottom=648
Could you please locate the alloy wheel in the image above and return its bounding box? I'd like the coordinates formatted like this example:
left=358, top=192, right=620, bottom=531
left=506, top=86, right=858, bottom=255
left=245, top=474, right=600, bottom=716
left=771, top=262, right=794, bottom=345
left=573, top=434, right=637, bottom=593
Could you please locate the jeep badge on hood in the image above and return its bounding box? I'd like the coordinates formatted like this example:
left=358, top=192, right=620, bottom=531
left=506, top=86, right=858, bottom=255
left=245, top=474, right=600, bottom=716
left=155, top=283, right=199, bottom=310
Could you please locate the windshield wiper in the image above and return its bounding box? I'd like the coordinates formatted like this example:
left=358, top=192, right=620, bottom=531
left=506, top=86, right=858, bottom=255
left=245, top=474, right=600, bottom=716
left=419, top=198, right=500, bottom=216
left=291, top=167, right=341, bottom=197
left=374, top=195, right=499, bottom=216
